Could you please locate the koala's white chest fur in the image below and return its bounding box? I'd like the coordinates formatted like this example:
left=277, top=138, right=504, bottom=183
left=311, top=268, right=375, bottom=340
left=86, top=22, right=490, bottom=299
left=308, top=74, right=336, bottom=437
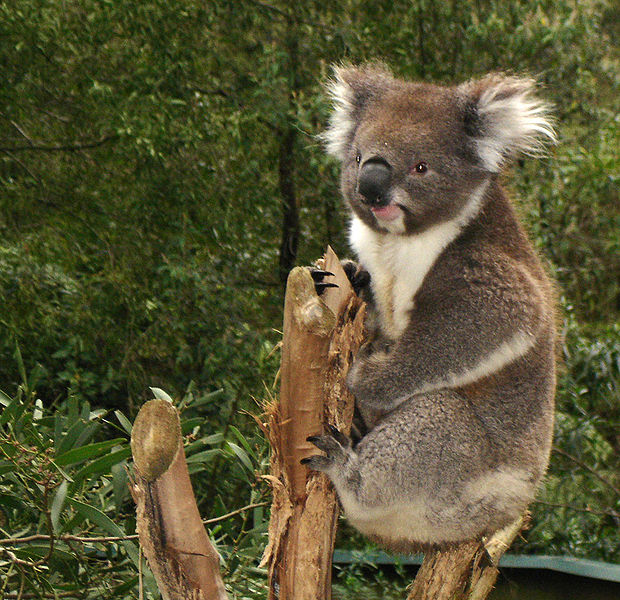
left=349, top=218, right=434, bottom=338
left=349, top=186, right=487, bottom=339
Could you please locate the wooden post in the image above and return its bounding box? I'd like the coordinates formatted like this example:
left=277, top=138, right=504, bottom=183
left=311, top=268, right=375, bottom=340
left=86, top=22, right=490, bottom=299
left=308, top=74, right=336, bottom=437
left=261, top=247, right=366, bottom=600
left=130, top=399, right=228, bottom=600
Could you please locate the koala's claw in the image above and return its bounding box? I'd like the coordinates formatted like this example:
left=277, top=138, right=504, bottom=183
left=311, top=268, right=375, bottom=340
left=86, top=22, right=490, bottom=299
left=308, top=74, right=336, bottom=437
left=302, top=426, right=353, bottom=472
left=310, top=269, right=335, bottom=281
left=300, top=455, right=333, bottom=470
left=305, top=434, right=340, bottom=454
left=315, top=281, right=339, bottom=294
left=308, top=268, right=338, bottom=295
left=325, top=423, right=352, bottom=449
left=342, top=260, right=371, bottom=296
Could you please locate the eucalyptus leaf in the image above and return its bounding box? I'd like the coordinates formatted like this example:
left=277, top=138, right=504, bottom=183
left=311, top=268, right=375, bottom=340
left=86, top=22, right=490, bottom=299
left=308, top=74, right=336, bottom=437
left=149, top=387, right=173, bottom=403
left=55, top=438, right=127, bottom=467
left=114, top=410, right=133, bottom=435
left=226, top=442, right=254, bottom=472
left=51, top=479, right=69, bottom=532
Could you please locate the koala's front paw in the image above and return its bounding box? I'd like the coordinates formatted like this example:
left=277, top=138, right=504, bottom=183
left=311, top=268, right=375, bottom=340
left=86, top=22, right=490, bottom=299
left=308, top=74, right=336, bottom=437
left=308, top=267, right=338, bottom=295
left=342, top=260, right=371, bottom=296
left=301, top=424, right=352, bottom=472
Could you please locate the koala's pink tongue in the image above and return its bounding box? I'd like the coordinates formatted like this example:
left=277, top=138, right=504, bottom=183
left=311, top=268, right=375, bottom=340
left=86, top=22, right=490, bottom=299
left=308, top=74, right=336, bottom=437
left=371, top=204, right=402, bottom=221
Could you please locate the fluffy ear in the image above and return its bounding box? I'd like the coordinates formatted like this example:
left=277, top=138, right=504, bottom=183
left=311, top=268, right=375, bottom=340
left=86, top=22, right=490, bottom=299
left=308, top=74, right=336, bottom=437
left=323, top=63, right=394, bottom=160
left=461, top=74, right=556, bottom=172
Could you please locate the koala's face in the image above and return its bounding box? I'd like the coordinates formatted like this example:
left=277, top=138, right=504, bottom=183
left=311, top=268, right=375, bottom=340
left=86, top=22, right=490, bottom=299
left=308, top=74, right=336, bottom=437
left=341, top=85, right=488, bottom=234
left=324, top=65, right=555, bottom=235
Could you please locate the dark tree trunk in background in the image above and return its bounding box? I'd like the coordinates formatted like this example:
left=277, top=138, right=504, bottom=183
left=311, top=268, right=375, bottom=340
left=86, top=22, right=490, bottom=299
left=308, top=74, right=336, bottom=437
left=279, top=124, right=299, bottom=284
left=278, top=23, right=301, bottom=285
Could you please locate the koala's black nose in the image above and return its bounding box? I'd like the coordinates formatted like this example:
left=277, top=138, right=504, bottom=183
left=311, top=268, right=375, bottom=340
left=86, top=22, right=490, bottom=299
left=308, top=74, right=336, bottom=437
left=358, top=158, right=392, bottom=206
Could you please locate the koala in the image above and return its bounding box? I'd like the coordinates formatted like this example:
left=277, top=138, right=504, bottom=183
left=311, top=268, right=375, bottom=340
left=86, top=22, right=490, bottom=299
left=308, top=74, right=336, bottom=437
left=303, top=64, right=557, bottom=551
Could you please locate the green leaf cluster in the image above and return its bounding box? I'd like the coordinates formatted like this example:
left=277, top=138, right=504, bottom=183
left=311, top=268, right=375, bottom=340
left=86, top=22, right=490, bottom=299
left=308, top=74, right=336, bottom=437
left=0, top=374, right=146, bottom=596
left=0, top=379, right=270, bottom=597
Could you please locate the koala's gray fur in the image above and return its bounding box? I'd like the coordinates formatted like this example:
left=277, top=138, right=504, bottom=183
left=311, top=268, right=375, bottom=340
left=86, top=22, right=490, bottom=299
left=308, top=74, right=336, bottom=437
left=304, top=64, right=557, bottom=550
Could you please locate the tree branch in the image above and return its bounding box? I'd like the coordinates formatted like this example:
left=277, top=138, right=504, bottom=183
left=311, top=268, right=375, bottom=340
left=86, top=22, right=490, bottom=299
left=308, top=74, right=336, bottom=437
left=534, top=500, right=619, bottom=519
left=552, top=445, right=620, bottom=498
left=0, top=150, right=42, bottom=184
left=0, top=502, right=269, bottom=547
left=0, top=134, right=119, bottom=153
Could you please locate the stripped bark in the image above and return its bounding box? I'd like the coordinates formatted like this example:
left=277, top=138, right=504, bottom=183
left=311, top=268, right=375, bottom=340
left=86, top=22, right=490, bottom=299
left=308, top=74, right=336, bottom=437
left=261, top=246, right=367, bottom=600
left=130, top=399, right=228, bottom=600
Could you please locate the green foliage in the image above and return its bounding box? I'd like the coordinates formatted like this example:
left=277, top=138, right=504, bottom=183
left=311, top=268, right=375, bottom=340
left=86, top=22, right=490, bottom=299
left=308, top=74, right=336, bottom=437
left=1, top=0, right=617, bottom=409
left=0, top=0, right=617, bottom=412
left=0, top=378, right=270, bottom=598
left=333, top=562, right=410, bottom=599
left=0, top=372, right=144, bottom=596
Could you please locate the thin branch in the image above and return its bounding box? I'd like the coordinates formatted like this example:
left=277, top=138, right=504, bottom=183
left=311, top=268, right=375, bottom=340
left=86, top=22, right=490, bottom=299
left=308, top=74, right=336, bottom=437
left=0, top=502, right=268, bottom=546
left=35, top=107, right=72, bottom=123
left=0, top=150, right=42, bottom=184
left=0, top=533, right=139, bottom=546
left=244, top=0, right=291, bottom=20
left=533, top=500, right=619, bottom=519
left=203, top=501, right=268, bottom=525
left=4, top=592, right=82, bottom=599
left=552, top=445, right=620, bottom=497
left=2, top=549, right=29, bottom=567
left=8, top=120, right=35, bottom=145
left=25, top=484, right=57, bottom=569
left=0, top=134, right=119, bottom=153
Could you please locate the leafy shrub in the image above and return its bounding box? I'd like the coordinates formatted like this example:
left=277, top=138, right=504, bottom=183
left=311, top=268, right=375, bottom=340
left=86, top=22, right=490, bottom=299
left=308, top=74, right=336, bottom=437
left=0, top=371, right=270, bottom=598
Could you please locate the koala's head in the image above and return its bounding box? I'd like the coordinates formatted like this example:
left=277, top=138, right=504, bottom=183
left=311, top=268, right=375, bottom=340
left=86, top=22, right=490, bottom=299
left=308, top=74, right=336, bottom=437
left=324, top=64, right=555, bottom=235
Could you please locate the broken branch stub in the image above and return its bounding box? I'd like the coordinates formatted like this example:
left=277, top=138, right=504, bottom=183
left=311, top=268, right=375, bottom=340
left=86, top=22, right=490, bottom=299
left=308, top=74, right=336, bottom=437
left=130, top=399, right=228, bottom=600
left=406, top=515, right=528, bottom=600
left=262, top=246, right=367, bottom=600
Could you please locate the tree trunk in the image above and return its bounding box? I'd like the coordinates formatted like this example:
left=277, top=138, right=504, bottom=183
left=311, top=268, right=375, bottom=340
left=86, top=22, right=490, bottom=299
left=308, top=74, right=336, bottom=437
left=130, top=399, right=228, bottom=600
left=129, top=247, right=525, bottom=600
left=407, top=516, right=527, bottom=600
left=278, top=25, right=301, bottom=285
left=261, top=246, right=367, bottom=600
left=278, top=124, right=299, bottom=285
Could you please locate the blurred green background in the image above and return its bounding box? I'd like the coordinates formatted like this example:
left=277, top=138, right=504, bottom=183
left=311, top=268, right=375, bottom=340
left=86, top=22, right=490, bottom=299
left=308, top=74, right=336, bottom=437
left=0, top=0, right=618, bottom=597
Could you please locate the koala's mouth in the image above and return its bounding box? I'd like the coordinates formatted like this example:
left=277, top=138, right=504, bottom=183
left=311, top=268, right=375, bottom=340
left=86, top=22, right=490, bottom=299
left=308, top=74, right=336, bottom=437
left=370, top=203, right=403, bottom=222
left=371, top=204, right=403, bottom=222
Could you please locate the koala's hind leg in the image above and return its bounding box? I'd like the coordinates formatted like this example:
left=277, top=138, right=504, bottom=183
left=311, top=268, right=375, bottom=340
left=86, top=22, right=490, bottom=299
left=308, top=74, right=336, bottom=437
left=304, top=392, right=536, bottom=546
left=303, top=423, right=427, bottom=543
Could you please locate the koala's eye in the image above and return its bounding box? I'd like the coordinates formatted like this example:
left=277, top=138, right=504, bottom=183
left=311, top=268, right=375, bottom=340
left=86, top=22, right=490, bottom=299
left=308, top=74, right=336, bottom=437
left=355, top=153, right=361, bottom=164
left=413, top=161, right=428, bottom=174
